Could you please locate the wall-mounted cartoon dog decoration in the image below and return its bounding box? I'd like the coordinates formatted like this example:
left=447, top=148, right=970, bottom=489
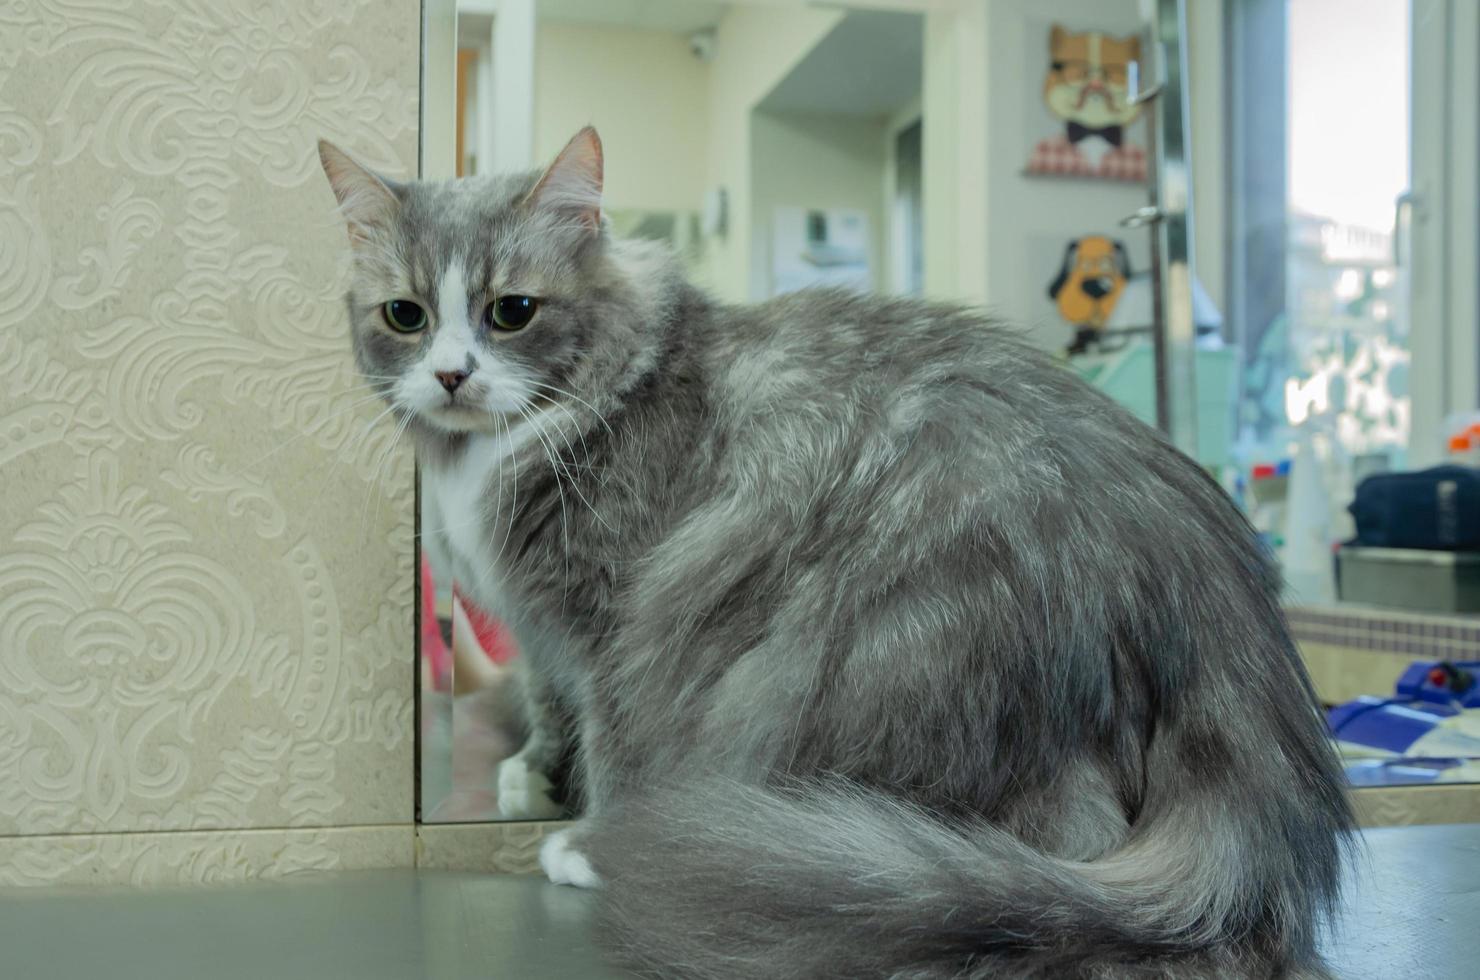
left=1049, top=235, right=1132, bottom=354
left=1025, top=25, right=1148, bottom=182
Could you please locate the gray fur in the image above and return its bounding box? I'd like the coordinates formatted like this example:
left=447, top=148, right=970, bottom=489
left=319, top=131, right=1353, bottom=979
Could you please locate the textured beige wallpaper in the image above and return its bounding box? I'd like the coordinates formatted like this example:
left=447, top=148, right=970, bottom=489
left=0, top=0, right=420, bottom=884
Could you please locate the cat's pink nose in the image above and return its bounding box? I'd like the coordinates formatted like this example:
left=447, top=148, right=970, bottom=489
left=436, top=370, right=469, bottom=393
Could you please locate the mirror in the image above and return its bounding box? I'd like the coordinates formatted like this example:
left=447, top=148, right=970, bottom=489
left=414, top=0, right=1480, bottom=820
left=1221, top=0, right=1480, bottom=788
left=419, top=0, right=928, bottom=822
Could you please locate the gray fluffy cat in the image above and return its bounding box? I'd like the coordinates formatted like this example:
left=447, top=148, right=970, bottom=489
left=319, top=128, right=1352, bottom=979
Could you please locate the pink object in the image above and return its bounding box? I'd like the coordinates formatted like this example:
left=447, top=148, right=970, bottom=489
left=421, top=556, right=520, bottom=692
left=1025, top=135, right=1147, bottom=183
left=421, top=554, right=451, bottom=689
left=454, top=582, right=519, bottom=664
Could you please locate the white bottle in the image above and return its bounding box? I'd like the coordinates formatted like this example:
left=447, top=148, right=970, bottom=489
left=1282, top=430, right=1336, bottom=605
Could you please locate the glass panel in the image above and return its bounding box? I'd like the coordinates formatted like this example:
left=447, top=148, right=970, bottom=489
left=1226, top=0, right=1480, bottom=788
left=1229, top=0, right=1412, bottom=603
left=418, top=509, right=453, bottom=820
left=420, top=0, right=926, bottom=822
left=412, top=0, right=1476, bottom=816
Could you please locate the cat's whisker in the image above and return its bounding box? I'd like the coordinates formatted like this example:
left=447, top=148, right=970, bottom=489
left=322, top=398, right=405, bottom=492
left=413, top=511, right=488, bottom=541
left=541, top=419, right=600, bottom=549
left=374, top=414, right=410, bottom=532
left=415, top=476, right=511, bottom=543
left=233, top=388, right=393, bottom=475
left=359, top=405, right=414, bottom=544
left=495, top=411, right=520, bottom=568
left=522, top=403, right=615, bottom=535
left=519, top=396, right=595, bottom=483
left=515, top=402, right=574, bottom=608
left=264, top=397, right=409, bottom=505
left=375, top=409, right=416, bottom=535
left=526, top=390, right=598, bottom=473
left=525, top=380, right=615, bottom=438
left=358, top=414, right=397, bottom=542
left=485, top=410, right=508, bottom=571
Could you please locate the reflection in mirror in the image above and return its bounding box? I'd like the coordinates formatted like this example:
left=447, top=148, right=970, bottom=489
left=421, top=0, right=927, bottom=822
left=421, top=489, right=569, bottom=821
left=1224, top=0, right=1480, bottom=789
left=412, top=0, right=1480, bottom=824
left=1225, top=0, right=1413, bottom=609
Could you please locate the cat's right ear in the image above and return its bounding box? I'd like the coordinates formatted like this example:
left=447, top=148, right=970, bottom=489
left=525, top=126, right=604, bottom=234
left=317, top=139, right=402, bottom=244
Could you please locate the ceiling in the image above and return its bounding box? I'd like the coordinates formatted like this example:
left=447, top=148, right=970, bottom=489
left=759, top=9, right=923, bottom=118
left=534, top=0, right=729, bottom=35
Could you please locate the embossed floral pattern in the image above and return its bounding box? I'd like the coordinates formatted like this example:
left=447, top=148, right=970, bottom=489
left=0, top=0, right=419, bottom=882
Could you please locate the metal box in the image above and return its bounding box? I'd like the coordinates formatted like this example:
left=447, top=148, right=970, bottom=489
left=1336, top=546, right=1480, bottom=614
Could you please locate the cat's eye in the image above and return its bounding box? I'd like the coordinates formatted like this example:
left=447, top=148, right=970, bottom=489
left=382, top=299, right=427, bottom=333
left=486, top=295, right=539, bottom=333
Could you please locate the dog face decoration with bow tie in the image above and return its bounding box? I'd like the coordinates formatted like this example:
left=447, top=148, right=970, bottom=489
left=1024, top=24, right=1149, bottom=183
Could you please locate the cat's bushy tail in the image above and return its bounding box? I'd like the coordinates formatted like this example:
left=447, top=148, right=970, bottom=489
left=586, top=753, right=1349, bottom=978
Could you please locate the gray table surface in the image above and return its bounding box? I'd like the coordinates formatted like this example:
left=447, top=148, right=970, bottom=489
left=1, top=823, right=1474, bottom=979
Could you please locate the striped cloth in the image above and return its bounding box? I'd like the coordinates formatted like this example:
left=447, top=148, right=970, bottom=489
left=1026, top=135, right=1147, bottom=183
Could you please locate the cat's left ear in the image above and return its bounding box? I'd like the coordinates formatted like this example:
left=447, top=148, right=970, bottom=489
left=317, top=139, right=403, bottom=244
left=525, top=126, right=603, bottom=234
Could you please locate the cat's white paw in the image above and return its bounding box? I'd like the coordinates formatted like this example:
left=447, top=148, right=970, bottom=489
left=496, top=756, right=564, bottom=820
left=540, top=828, right=600, bottom=888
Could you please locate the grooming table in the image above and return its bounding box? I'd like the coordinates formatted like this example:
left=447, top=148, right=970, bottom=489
left=1, top=824, right=1473, bottom=979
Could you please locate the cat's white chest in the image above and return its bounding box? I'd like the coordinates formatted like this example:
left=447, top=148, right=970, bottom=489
left=424, top=429, right=529, bottom=607
left=428, top=437, right=496, bottom=551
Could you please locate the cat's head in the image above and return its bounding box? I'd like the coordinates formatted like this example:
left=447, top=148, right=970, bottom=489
left=318, top=127, right=670, bottom=443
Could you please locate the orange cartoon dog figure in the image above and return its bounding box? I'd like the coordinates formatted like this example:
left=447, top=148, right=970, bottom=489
left=1048, top=235, right=1131, bottom=355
